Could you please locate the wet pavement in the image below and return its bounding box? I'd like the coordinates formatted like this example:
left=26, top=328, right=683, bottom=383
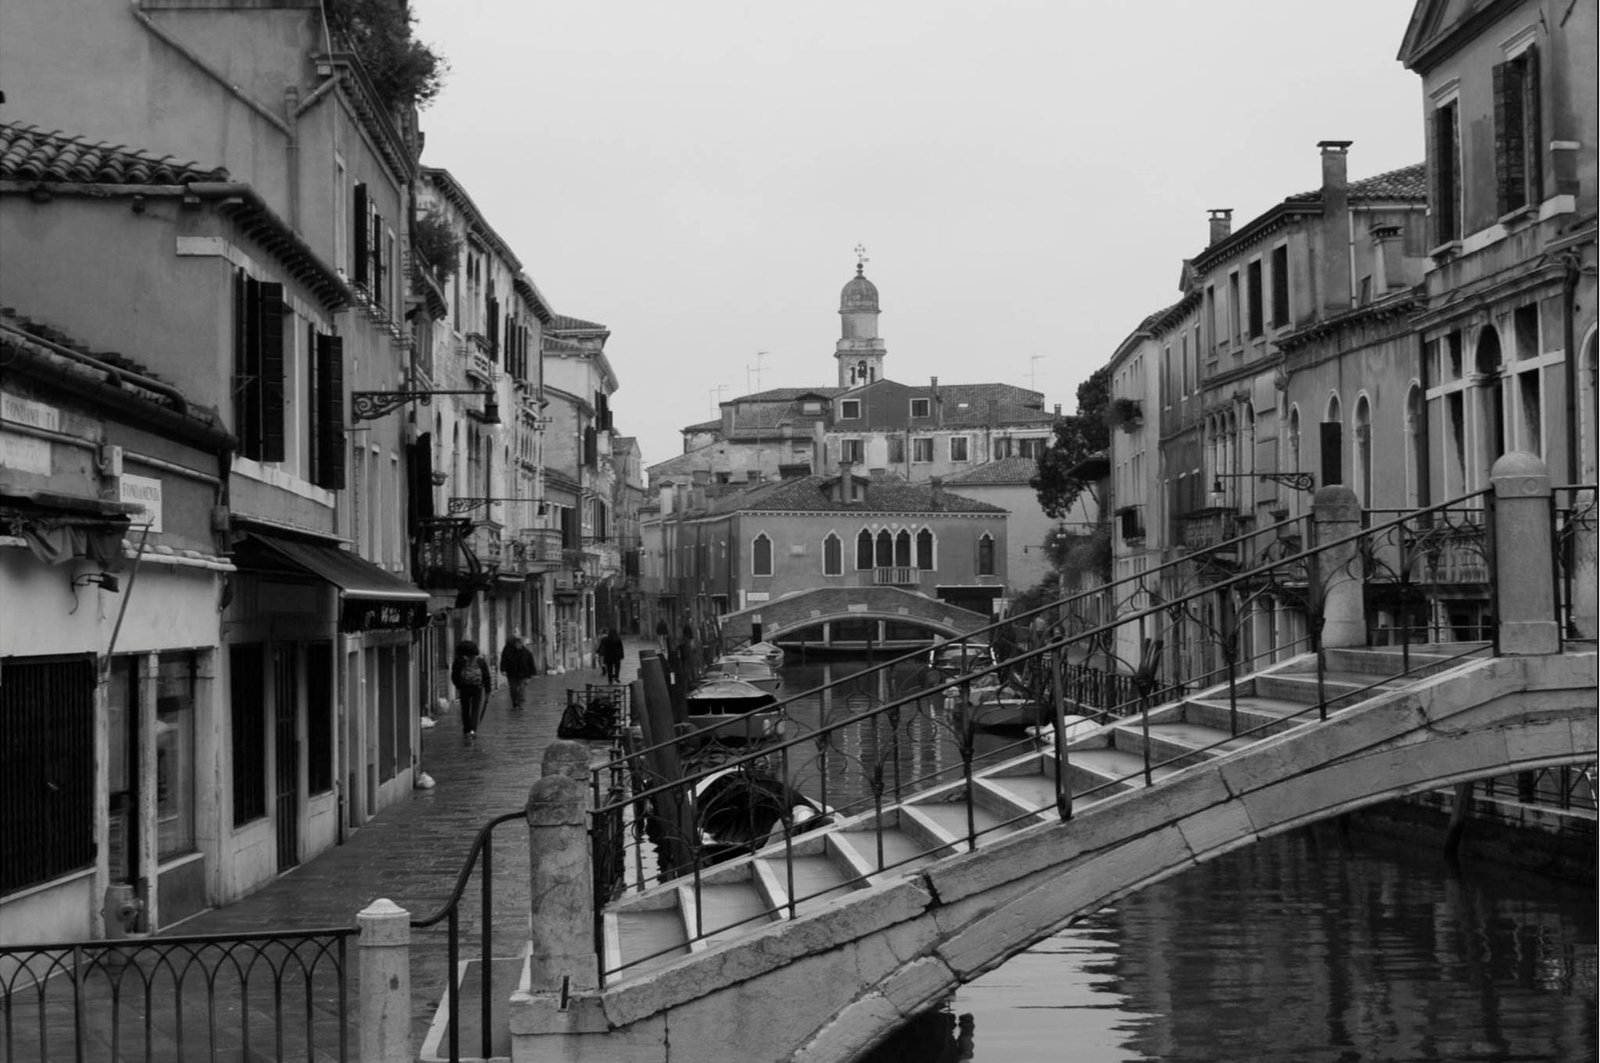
left=162, top=637, right=655, bottom=1055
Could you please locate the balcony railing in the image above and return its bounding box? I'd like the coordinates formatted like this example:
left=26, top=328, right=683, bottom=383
left=872, top=566, right=919, bottom=586
left=1182, top=507, right=1242, bottom=556
left=414, top=517, right=482, bottom=589
left=503, top=528, right=563, bottom=575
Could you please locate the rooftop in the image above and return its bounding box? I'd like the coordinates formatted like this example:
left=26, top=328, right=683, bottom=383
left=0, top=122, right=229, bottom=185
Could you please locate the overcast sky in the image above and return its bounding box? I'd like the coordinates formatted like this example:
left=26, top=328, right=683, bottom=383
left=409, top=0, right=1426, bottom=468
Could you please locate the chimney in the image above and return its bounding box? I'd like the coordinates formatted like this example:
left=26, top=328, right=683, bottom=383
left=930, top=475, right=943, bottom=508
left=838, top=461, right=854, bottom=503
left=1054, top=404, right=1062, bottom=416
left=1369, top=224, right=1403, bottom=296
left=1208, top=208, right=1233, bottom=245
left=1319, top=140, right=1353, bottom=314
left=691, top=468, right=710, bottom=486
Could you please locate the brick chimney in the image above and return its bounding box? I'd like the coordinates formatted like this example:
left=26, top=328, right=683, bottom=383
left=1319, top=140, right=1353, bottom=314
left=929, top=475, right=943, bottom=508
left=1208, top=208, right=1233, bottom=245
left=837, top=461, right=854, bottom=503
left=1369, top=224, right=1403, bottom=296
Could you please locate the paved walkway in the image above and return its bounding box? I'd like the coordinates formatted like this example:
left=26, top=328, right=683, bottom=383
left=165, top=637, right=656, bottom=1056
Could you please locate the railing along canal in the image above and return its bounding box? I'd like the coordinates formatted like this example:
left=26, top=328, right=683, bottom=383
left=0, top=927, right=353, bottom=1062
left=582, top=486, right=1597, bottom=986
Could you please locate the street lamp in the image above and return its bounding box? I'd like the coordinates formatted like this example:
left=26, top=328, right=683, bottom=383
left=1212, top=471, right=1316, bottom=494
left=351, top=384, right=500, bottom=424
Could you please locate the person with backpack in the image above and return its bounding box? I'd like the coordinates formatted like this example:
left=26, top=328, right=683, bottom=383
left=499, top=632, right=537, bottom=710
left=451, top=639, right=492, bottom=742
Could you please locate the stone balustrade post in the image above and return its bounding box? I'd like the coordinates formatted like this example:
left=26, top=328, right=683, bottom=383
left=357, top=898, right=412, bottom=1063
left=528, top=741, right=597, bottom=996
left=1490, top=452, right=1560, bottom=655
left=1312, top=484, right=1364, bottom=649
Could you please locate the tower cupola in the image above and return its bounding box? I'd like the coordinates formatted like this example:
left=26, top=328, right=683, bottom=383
left=836, top=248, right=887, bottom=388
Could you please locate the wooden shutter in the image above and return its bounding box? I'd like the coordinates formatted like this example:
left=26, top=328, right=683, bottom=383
left=353, top=184, right=369, bottom=285
left=317, top=333, right=346, bottom=489
left=1524, top=47, right=1542, bottom=205
left=259, top=282, right=286, bottom=463
left=1493, top=59, right=1514, bottom=214
left=241, top=277, right=263, bottom=460
left=1320, top=421, right=1343, bottom=488
left=233, top=270, right=249, bottom=456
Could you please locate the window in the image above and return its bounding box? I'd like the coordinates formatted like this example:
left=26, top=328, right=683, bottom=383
left=1205, top=285, right=1218, bottom=350
left=875, top=529, right=894, bottom=567
left=916, top=528, right=934, bottom=569
left=1018, top=437, right=1045, bottom=459
left=910, top=397, right=931, bottom=418
left=823, top=533, right=842, bottom=576
left=307, top=642, right=334, bottom=795
left=841, top=438, right=864, bottom=463
left=949, top=436, right=970, bottom=462
left=1180, top=333, right=1191, bottom=395
left=752, top=533, right=772, bottom=576
left=1271, top=245, right=1290, bottom=328
left=310, top=331, right=346, bottom=489
left=802, top=400, right=823, bottom=414
left=894, top=530, right=912, bottom=567
left=1432, top=100, right=1462, bottom=244
left=1, top=657, right=95, bottom=896
left=856, top=529, right=873, bottom=569
left=1228, top=271, right=1242, bottom=344
left=1246, top=259, right=1264, bottom=337
left=233, top=271, right=286, bottom=463
left=1494, top=46, right=1541, bottom=215
left=912, top=437, right=934, bottom=463
left=888, top=436, right=905, bottom=464
left=841, top=400, right=861, bottom=420
left=977, top=534, right=995, bottom=576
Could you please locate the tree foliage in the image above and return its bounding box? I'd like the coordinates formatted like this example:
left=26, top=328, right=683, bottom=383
left=1030, top=365, right=1111, bottom=519
left=326, top=0, right=448, bottom=111
left=412, top=207, right=461, bottom=279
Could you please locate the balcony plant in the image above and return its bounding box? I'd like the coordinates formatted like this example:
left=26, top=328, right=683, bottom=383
left=1108, top=397, right=1143, bottom=432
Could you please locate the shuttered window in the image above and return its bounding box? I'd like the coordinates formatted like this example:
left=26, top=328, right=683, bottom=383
left=0, top=656, right=95, bottom=896
left=353, top=183, right=369, bottom=285
left=314, top=332, right=346, bottom=488
left=1431, top=102, right=1462, bottom=244
left=234, top=272, right=286, bottom=463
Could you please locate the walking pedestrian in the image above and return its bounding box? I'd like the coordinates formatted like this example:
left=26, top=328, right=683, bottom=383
left=499, top=631, right=537, bottom=710
left=451, top=639, right=492, bottom=742
left=599, top=628, right=625, bottom=684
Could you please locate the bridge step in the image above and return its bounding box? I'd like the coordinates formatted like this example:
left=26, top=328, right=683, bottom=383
left=1183, top=695, right=1315, bottom=736
left=1253, top=669, right=1401, bottom=708
left=1112, top=721, right=1254, bottom=769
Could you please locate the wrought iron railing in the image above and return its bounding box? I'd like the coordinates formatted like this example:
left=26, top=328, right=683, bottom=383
left=0, top=928, right=353, bottom=1062
left=1555, top=483, right=1598, bottom=643
left=408, top=809, right=526, bottom=1063
left=585, top=489, right=1575, bottom=984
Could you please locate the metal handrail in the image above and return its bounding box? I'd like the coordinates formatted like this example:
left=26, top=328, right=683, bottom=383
left=591, top=490, right=1509, bottom=983
left=411, top=808, right=525, bottom=1063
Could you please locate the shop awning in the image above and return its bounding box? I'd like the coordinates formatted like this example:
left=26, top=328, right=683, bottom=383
left=235, top=532, right=429, bottom=631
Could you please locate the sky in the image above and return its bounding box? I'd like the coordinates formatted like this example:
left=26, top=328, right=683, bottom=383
left=409, top=0, right=1426, bottom=470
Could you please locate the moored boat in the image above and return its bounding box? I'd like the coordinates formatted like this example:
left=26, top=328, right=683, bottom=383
left=683, top=676, right=784, bottom=744
left=706, top=654, right=782, bottom=691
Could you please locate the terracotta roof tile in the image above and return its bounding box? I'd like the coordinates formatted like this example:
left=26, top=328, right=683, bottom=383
left=0, top=123, right=228, bottom=185
left=941, top=457, right=1039, bottom=486
left=547, top=313, right=608, bottom=333
left=1285, top=162, right=1427, bottom=203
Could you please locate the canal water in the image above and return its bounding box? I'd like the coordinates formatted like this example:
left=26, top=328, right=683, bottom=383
left=765, top=653, right=1598, bottom=1062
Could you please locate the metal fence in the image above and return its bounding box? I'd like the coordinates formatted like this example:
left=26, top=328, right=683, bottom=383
left=0, top=928, right=352, bottom=1063
left=585, top=486, right=1599, bottom=985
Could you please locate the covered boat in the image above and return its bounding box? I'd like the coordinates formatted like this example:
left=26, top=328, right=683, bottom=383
left=706, top=654, right=782, bottom=691
left=683, top=677, right=784, bottom=744
left=692, top=766, right=832, bottom=864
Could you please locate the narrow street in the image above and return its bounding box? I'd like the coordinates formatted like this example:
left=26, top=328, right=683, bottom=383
left=162, top=639, right=653, bottom=1052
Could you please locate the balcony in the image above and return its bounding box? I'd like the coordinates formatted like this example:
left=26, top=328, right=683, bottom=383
left=1116, top=505, right=1145, bottom=543
left=872, top=567, right=919, bottom=586
left=413, top=517, right=482, bottom=590
left=469, top=521, right=504, bottom=573
left=503, top=528, right=563, bottom=575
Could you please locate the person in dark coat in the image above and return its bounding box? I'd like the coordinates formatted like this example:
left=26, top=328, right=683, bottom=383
left=599, top=628, right=625, bottom=684
left=451, top=639, right=492, bottom=741
left=499, top=632, right=537, bottom=710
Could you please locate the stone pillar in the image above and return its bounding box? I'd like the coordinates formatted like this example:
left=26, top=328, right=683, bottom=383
left=358, top=898, right=412, bottom=1063
left=527, top=771, right=597, bottom=994
left=1491, top=452, right=1561, bottom=655
left=1313, top=484, right=1364, bottom=649
left=541, top=738, right=591, bottom=786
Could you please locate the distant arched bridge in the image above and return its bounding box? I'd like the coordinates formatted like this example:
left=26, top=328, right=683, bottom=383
left=719, top=586, right=991, bottom=649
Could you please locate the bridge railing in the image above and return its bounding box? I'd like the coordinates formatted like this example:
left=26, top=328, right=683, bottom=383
left=588, top=469, right=1592, bottom=987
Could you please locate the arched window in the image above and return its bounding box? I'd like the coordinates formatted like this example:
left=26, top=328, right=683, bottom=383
left=894, top=529, right=912, bottom=567
left=751, top=533, right=772, bottom=576
left=1287, top=406, right=1301, bottom=479
left=1405, top=385, right=1425, bottom=509
left=875, top=529, right=894, bottom=568
left=856, top=529, right=873, bottom=570
left=977, top=533, right=995, bottom=576
left=1475, top=325, right=1506, bottom=479
left=823, top=533, right=842, bottom=576
left=1354, top=395, right=1372, bottom=506
left=916, top=528, right=934, bottom=570
left=1322, top=394, right=1342, bottom=487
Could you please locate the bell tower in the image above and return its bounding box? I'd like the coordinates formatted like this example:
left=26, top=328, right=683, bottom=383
left=836, top=245, right=886, bottom=388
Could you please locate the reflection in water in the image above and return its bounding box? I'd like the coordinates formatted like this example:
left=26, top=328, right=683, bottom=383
left=869, top=826, right=1597, bottom=1062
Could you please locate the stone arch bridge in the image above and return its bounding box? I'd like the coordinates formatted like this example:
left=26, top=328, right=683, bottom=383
left=718, top=586, right=991, bottom=648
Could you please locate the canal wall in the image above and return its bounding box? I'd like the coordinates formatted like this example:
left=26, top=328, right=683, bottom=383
left=1347, top=792, right=1597, bottom=882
